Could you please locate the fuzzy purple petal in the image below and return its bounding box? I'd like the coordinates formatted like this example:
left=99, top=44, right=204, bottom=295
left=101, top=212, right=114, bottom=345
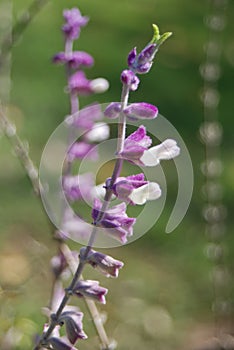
left=124, top=102, right=158, bottom=120
left=104, top=102, right=121, bottom=119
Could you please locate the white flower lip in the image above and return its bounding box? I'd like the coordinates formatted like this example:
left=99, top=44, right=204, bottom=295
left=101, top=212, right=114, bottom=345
left=129, top=182, right=161, bottom=205
left=140, top=139, right=180, bottom=166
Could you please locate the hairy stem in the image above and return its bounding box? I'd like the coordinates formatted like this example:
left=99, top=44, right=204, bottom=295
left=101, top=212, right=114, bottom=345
left=0, top=105, right=40, bottom=195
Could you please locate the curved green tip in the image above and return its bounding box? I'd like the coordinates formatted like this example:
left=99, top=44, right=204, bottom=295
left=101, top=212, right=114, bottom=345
left=151, top=24, right=160, bottom=43
left=150, top=24, right=172, bottom=46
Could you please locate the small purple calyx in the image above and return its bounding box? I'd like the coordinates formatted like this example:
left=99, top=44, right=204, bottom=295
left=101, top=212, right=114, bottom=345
left=53, top=51, right=94, bottom=69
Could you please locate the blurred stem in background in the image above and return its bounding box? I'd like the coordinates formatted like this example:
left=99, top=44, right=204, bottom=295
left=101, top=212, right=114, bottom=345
left=0, top=0, right=50, bottom=68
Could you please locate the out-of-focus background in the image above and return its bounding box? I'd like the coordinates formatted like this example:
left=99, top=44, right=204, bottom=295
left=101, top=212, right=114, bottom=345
left=0, top=0, right=234, bottom=349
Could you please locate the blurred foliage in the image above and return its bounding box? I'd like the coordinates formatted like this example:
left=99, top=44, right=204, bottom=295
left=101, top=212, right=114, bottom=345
left=0, top=0, right=234, bottom=349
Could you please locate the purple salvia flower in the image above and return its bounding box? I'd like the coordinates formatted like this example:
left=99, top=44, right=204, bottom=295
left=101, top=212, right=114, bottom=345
left=68, top=71, right=109, bottom=95
left=123, top=102, right=158, bottom=120
left=73, top=280, right=108, bottom=304
left=62, top=8, right=89, bottom=40
left=67, top=142, right=98, bottom=162
left=112, top=173, right=161, bottom=205
left=120, top=126, right=180, bottom=166
left=59, top=311, right=87, bottom=344
left=63, top=173, right=94, bottom=202
left=53, top=51, right=94, bottom=69
left=121, top=69, right=140, bottom=91
left=79, top=247, right=124, bottom=278
left=92, top=199, right=136, bottom=243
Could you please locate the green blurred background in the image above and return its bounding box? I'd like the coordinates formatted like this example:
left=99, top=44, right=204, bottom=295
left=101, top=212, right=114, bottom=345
left=0, top=0, right=234, bottom=349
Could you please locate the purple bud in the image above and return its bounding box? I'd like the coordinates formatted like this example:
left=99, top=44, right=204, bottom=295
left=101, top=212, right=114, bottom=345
left=138, top=44, right=157, bottom=65
left=123, top=102, right=158, bottom=120
left=73, top=280, right=108, bottom=304
left=121, top=69, right=140, bottom=91
left=104, top=102, right=121, bottom=119
left=59, top=311, right=87, bottom=344
left=67, top=142, right=98, bottom=162
left=62, top=8, right=89, bottom=40
left=92, top=199, right=136, bottom=243
left=79, top=247, right=124, bottom=278
left=127, top=43, right=157, bottom=74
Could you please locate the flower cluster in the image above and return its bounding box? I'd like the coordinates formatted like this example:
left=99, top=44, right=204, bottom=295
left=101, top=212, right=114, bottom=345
left=35, top=7, right=180, bottom=350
